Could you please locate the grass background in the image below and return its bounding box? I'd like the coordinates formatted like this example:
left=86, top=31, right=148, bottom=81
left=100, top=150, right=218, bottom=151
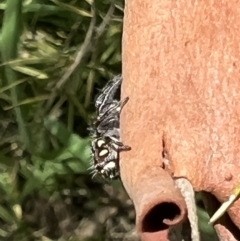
left=0, top=0, right=219, bottom=240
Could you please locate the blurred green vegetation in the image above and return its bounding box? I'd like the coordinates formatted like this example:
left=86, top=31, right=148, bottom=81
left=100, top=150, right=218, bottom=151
left=0, top=0, right=219, bottom=240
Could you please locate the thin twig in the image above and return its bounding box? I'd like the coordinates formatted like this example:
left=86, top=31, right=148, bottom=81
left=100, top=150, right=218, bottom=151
left=84, top=2, right=115, bottom=109
left=56, top=5, right=96, bottom=90
left=209, top=186, right=240, bottom=224
left=63, top=19, right=82, bottom=51
left=96, top=2, right=115, bottom=38
left=45, top=4, right=96, bottom=112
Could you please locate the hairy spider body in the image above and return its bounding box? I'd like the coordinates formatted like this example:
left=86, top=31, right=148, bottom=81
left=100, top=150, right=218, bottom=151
left=95, top=75, right=122, bottom=115
left=90, top=75, right=131, bottom=180
left=94, top=97, right=129, bottom=137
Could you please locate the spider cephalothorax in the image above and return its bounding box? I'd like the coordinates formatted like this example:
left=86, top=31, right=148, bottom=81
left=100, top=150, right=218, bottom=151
left=89, top=75, right=131, bottom=180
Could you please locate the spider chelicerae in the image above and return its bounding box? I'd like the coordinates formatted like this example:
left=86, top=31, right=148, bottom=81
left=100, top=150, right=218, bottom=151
left=89, top=75, right=131, bottom=180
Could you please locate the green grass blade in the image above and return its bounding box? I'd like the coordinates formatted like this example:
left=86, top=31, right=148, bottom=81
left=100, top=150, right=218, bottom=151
left=1, top=0, right=32, bottom=151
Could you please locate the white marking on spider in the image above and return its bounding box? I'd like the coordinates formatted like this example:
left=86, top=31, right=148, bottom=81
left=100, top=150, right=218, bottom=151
left=109, top=173, right=115, bottom=179
left=101, top=161, right=116, bottom=172
left=97, top=139, right=105, bottom=147
left=99, top=149, right=109, bottom=157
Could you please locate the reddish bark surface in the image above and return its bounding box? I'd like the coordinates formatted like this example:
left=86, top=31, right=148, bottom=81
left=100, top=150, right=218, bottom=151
left=120, top=0, right=240, bottom=240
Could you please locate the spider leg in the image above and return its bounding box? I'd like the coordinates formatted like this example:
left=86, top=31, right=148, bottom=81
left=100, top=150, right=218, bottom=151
left=99, top=135, right=131, bottom=152
left=110, top=138, right=131, bottom=151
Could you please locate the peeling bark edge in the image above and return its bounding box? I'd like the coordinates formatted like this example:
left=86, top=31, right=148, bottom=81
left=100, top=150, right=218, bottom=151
left=175, top=178, right=200, bottom=241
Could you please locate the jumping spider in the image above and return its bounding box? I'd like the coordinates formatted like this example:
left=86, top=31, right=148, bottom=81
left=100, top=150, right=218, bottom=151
left=89, top=75, right=131, bottom=179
